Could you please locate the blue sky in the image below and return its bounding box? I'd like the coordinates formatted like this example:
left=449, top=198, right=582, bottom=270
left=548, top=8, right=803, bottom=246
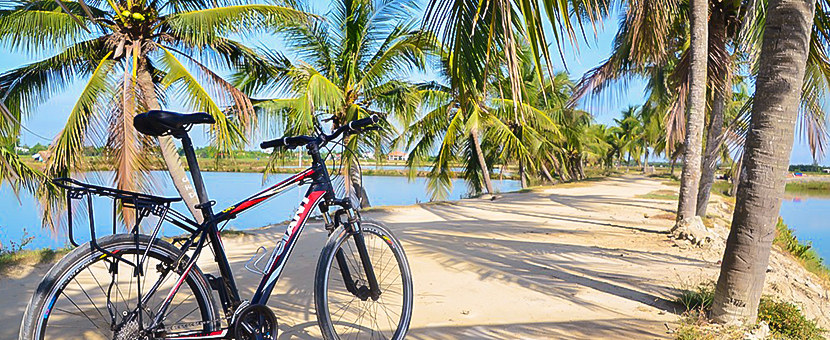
left=1, top=3, right=825, bottom=165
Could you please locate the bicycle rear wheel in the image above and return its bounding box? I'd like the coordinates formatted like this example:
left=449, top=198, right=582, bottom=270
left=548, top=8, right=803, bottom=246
left=19, top=234, right=219, bottom=340
left=314, top=219, right=413, bottom=340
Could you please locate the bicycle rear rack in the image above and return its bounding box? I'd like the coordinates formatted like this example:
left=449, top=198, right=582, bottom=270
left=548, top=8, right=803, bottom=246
left=53, top=177, right=183, bottom=268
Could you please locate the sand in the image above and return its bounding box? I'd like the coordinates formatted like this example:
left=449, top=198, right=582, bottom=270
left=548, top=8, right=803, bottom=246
left=1, top=175, right=827, bottom=339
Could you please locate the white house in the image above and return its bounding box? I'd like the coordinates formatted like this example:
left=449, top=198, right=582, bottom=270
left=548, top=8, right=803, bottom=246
left=387, top=151, right=408, bottom=161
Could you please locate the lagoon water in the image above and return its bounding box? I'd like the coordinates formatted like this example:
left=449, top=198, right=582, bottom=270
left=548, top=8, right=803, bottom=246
left=780, top=196, right=830, bottom=263
left=0, top=171, right=521, bottom=250
left=2, top=172, right=827, bottom=264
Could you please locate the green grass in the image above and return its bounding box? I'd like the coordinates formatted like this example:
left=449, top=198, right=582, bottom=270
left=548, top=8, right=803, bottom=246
left=710, top=180, right=733, bottom=198
left=0, top=247, right=70, bottom=273
left=774, top=218, right=830, bottom=282
left=786, top=181, right=830, bottom=193
left=676, top=282, right=715, bottom=311
left=636, top=189, right=679, bottom=200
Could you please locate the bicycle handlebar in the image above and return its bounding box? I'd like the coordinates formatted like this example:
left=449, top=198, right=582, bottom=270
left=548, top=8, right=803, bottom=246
left=260, top=114, right=381, bottom=150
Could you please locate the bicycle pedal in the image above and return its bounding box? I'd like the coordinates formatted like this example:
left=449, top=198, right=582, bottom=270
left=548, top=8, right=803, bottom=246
left=244, top=246, right=268, bottom=275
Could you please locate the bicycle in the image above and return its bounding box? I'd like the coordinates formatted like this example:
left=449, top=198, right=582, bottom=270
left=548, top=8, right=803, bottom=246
left=19, top=110, right=413, bottom=340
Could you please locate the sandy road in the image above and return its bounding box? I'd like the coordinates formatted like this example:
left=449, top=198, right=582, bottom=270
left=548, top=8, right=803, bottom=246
left=2, top=176, right=826, bottom=339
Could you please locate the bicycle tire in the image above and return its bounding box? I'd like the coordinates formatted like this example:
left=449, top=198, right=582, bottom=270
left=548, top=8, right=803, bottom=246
left=314, top=219, right=413, bottom=340
left=19, top=234, right=219, bottom=340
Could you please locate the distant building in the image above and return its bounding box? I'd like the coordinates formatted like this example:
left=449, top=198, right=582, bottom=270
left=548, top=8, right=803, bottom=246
left=14, top=146, right=29, bottom=153
left=823, top=169, right=830, bottom=174
left=387, top=151, right=407, bottom=161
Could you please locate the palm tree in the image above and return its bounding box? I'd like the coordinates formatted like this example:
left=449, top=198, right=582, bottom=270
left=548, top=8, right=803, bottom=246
left=554, top=110, right=608, bottom=180
left=637, top=103, right=664, bottom=173
left=598, top=124, right=624, bottom=170
left=711, top=0, right=816, bottom=324
left=421, top=0, right=612, bottom=181
left=614, top=106, right=643, bottom=169
left=401, top=61, right=493, bottom=200
left=0, top=0, right=305, bottom=225
left=236, top=0, right=433, bottom=207
left=488, top=47, right=565, bottom=188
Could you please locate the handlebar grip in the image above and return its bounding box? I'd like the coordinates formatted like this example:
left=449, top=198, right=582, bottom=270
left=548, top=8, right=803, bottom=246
left=260, top=135, right=317, bottom=149
left=260, top=137, right=286, bottom=149
left=347, top=114, right=380, bottom=131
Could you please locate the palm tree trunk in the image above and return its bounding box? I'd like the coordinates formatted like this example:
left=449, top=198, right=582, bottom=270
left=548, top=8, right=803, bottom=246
left=696, top=84, right=727, bottom=217
left=136, top=68, right=202, bottom=222
left=642, top=145, right=650, bottom=174
left=551, top=153, right=568, bottom=181
left=519, top=159, right=527, bottom=188
left=696, top=12, right=729, bottom=217
left=730, top=155, right=742, bottom=196
left=578, top=158, right=586, bottom=179
left=540, top=162, right=555, bottom=183
left=470, top=128, right=494, bottom=194
left=341, top=133, right=370, bottom=208
left=711, top=0, right=814, bottom=324
left=675, top=0, right=709, bottom=223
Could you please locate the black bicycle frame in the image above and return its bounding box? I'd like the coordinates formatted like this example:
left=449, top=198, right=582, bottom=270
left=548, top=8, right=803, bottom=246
left=136, top=135, right=359, bottom=340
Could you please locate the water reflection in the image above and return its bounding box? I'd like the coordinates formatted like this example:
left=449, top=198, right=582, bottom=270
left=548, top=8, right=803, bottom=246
left=0, top=172, right=520, bottom=250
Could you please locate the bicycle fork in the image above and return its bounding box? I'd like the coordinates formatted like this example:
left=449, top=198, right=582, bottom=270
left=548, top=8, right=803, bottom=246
left=337, top=220, right=382, bottom=301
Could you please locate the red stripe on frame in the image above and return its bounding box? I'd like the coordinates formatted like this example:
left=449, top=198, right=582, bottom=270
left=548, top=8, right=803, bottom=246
left=229, top=196, right=269, bottom=214
left=228, top=169, right=315, bottom=215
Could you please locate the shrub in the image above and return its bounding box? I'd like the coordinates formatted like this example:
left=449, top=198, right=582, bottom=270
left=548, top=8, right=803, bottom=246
left=758, top=297, right=826, bottom=340
left=674, top=282, right=826, bottom=340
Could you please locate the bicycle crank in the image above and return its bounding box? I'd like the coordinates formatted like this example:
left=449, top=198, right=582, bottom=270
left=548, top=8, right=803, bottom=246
left=233, top=304, right=278, bottom=340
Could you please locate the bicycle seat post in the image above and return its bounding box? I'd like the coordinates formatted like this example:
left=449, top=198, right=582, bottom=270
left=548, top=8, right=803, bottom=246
left=177, top=132, right=213, bottom=220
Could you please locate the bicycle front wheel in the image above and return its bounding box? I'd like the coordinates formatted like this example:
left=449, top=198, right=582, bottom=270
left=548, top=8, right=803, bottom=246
left=314, top=219, right=413, bottom=340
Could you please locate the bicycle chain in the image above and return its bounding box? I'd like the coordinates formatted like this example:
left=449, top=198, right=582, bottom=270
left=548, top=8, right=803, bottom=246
left=160, top=316, right=231, bottom=332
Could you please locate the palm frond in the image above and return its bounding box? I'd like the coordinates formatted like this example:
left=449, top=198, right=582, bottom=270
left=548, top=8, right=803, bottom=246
left=0, top=0, right=106, bottom=52
left=0, top=38, right=107, bottom=136
left=158, top=46, right=244, bottom=151
left=0, top=145, right=55, bottom=198
left=165, top=5, right=309, bottom=48
left=44, top=51, right=114, bottom=179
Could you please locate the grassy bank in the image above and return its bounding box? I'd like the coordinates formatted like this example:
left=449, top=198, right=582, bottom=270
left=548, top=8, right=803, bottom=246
left=674, top=282, right=826, bottom=340
left=22, top=156, right=524, bottom=179
left=654, top=173, right=830, bottom=198
left=775, top=218, right=830, bottom=283
left=786, top=181, right=830, bottom=194
left=0, top=248, right=70, bottom=275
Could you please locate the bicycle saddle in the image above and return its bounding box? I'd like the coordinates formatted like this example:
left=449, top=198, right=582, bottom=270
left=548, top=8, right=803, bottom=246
left=134, top=110, right=215, bottom=137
